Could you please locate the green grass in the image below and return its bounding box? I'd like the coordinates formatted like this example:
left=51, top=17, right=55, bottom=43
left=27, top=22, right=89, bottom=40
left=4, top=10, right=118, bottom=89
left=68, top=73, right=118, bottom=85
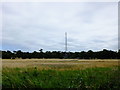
left=2, top=66, right=120, bottom=89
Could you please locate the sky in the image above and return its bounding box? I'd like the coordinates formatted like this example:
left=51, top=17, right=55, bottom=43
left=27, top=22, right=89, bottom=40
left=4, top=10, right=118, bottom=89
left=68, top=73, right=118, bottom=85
left=1, top=2, right=118, bottom=52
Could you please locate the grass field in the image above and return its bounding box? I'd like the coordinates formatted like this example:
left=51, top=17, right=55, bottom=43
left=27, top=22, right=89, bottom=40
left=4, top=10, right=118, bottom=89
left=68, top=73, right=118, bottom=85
left=2, top=59, right=119, bottom=70
left=2, top=59, right=120, bottom=89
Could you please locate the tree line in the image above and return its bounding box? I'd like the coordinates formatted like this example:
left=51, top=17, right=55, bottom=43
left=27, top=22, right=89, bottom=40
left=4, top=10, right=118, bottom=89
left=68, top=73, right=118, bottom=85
left=1, top=49, right=120, bottom=59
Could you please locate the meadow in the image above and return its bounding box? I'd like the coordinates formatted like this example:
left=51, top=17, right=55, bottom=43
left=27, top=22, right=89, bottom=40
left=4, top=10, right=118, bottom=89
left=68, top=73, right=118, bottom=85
left=2, top=59, right=120, bottom=89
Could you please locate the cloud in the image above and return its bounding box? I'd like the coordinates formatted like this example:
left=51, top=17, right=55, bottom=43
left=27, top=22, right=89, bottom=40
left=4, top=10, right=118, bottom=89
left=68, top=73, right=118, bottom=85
left=2, top=2, right=118, bottom=52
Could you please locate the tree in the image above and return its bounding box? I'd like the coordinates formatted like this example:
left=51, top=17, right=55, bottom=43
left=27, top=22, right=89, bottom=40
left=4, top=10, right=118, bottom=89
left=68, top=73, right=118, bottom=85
left=1, top=49, right=118, bottom=59
left=16, top=50, right=23, bottom=58
left=39, top=49, right=43, bottom=53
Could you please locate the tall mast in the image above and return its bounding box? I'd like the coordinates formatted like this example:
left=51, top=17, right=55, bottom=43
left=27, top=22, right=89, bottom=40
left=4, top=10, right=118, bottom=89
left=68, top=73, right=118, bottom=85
left=65, top=32, right=67, bottom=52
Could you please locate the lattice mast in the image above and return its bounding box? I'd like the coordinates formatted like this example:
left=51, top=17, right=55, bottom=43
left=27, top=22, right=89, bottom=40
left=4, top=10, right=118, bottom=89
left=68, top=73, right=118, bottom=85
left=65, top=32, right=67, bottom=52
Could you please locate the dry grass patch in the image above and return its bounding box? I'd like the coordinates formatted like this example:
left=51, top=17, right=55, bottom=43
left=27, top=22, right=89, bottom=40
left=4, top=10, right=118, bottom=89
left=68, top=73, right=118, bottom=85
left=2, top=59, right=119, bottom=70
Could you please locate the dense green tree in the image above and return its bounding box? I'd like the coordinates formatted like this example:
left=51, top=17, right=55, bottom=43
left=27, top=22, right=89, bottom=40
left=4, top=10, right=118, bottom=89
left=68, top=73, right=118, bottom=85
left=1, top=49, right=119, bottom=59
left=118, top=50, right=120, bottom=59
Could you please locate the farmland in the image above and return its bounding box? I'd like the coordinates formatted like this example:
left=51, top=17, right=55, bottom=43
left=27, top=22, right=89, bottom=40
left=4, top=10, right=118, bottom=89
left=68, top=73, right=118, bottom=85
left=2, top=59, right=120, bottom=89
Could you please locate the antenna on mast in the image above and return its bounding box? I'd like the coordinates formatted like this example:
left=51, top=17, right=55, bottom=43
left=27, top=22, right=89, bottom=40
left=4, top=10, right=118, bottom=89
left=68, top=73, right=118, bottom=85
left=64, top=32, right=68, bottom=58
left=65, top=32, right=67, bottom=52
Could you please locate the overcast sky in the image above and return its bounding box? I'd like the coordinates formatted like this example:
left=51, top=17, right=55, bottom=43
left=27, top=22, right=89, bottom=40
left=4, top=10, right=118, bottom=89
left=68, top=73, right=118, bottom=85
left=2, top=2, right=118, bottom=52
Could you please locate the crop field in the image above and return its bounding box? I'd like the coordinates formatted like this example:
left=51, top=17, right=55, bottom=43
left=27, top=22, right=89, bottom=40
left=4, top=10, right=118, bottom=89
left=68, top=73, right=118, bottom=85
left=2, top=59, right=120, bottom=89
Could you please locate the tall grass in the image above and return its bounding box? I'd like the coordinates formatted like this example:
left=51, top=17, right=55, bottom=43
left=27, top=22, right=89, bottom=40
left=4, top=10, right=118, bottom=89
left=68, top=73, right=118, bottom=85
left=2, top=66, right=120, bottom=89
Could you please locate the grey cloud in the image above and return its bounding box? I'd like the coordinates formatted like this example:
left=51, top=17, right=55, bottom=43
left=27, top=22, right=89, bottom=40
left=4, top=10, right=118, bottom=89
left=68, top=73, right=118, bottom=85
left=2, top=2, right=118, bottom=52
